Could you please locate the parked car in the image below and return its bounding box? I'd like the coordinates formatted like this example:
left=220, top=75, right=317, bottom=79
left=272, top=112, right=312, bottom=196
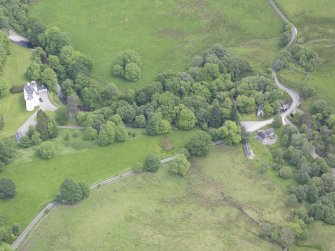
left=39, top=98, right=43, bottom=102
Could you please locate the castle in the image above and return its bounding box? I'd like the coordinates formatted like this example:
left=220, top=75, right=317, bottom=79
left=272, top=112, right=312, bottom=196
left=23, top=81, right=47, bottom=111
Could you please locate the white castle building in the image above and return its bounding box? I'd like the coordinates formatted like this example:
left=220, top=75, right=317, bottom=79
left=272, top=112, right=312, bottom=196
left=23, top=81, right=47, bottom=111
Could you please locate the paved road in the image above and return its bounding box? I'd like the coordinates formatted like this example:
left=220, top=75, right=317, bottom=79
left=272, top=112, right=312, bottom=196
left=11, top=155, right=177, bottom=250
left=241, top=0, right=300, bottom=132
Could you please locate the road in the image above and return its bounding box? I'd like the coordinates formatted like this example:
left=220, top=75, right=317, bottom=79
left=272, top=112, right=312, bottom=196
left=240, top=0, right=300, bottom=132
left=11, top=155, right=177, bottom=250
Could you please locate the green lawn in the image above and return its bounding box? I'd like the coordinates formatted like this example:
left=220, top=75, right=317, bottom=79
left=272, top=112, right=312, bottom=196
left=0, top=43, right=33, bottom=138
left=0, top=129, right=198, bottom=228
left=276, top=0, right=335, bottom=105
left=29, top=0, right=283, bottom=90
left=20, top=145, right=288, bottom=251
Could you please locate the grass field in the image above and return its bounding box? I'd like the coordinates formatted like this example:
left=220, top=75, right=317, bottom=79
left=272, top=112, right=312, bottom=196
left=29, top=0, right=283, bottom=90
left=276, top=0, right=335, bottom=105
left=0, top=128, right=198, bottom=228
left=0, top=43, right=33, bottom=138
left=20, top=145, right=288, bottom=251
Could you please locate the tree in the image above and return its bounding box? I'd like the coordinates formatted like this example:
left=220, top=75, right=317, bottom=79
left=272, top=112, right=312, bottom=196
left=134, top=115, right=146, bottom=128
left=143, top=154, right=160, bottom=172
left=279, top=166, right=292, bottom=179
left=83, top=127, right=97, bottom=140
left=78, top=181, right=90, bottom=198
left=58, top=178, right=83, bottom=204
left=0, top=77, right=7, bottom=97
left=66, top=94, right=79, bottom=121
left=0, top=179, right=16, bottom=199
left=36, top=110, right=58, bottom=140
left=287, top=194, right=298, bottom=207
left=115, top=125, right=128, bottom=142
left=236, top=95, right=255, bottom=114
left=41, top=68, right=57, bottom=92
left=170, top=154, right=191, bottom=177
left=277, top=227, right=295, bottom=248
left=37, top=142, right=56, bottom=159
left=186, top=131, right=212, bottom=156
left=125, top=62, right=141, bottom=82
left=97, top=121, right=116, bottom=146
left=146, top=113, right=170, bottom=136
left=55, top=107, right=69, bottom=125
left=38, top=27, right=71, bottom=55
left=27, top=62, right=41, bottom=81
left=177, top=105, right=196, bottom=130
left=112, top=50, right=142, bottom=81
left=0, top=139, right=15, bottom=165
left=219, top=120, right=241, bottom=145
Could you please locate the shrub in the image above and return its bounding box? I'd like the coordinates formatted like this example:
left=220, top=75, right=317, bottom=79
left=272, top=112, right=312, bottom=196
left=279, top=166, right=293, bottom=179
left=143, top=154, right=160, bottom=172
left=37, top=141, right=56, bottom=159
left=0, top=179, right=16, bottom=199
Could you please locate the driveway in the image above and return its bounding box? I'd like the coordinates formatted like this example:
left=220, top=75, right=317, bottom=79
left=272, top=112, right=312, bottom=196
left=16, top=92, right=58, bottom=140
left=240, top=0, right=300, bottom=133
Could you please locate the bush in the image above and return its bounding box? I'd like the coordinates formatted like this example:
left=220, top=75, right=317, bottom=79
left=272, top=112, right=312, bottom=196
left=9, top=85, right=23, bottom=94
left=125, top=62, right=141, bottom=82
left=0, top=179, right=16, bottom=199
left=170, top=154, right=191, bottom=177
left=186, top=131, right=212, bottom=156
left=279, top=166, right=293, bottom=179
left=143, top=154, right=160, bottom=172
left=37, top=141, right=56, bottom=159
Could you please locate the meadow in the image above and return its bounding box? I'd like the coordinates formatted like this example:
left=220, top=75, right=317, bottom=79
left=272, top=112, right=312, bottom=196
left=20, top=145, right=288, bottom=251
left=276, top=0, right=335, bottom=105
left=0, top=43, right=33, bottom=138
left=29, top=0, right=283, bottom=90
left=0, top=128, right=199, bottom=228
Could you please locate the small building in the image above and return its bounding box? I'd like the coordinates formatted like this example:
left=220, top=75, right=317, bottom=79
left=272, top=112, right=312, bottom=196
left=257, top=128, right=277, bottom=145
left=243, top=142, right=255, bottom=159
left=256, top=106, right=264, bottom=117
left=23, top=81, right=47, bottom=111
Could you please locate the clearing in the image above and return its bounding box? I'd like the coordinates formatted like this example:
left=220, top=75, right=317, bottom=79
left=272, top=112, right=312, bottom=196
left=0, top=129, right=198, bottom=228
left=20, top=145, right=288, bottom=251
left=29, top=0, right=283, bottom=90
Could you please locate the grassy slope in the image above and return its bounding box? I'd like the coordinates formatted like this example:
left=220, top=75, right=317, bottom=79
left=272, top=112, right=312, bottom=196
left=0, top=44, right=33, bottom=137
left=29, top=0, right=282, bottom=90
left=20, top=146, right=287, bottom=251
left=276, top=0, right=335, bottom=105
left=0, top=129, right=198, bottom=227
